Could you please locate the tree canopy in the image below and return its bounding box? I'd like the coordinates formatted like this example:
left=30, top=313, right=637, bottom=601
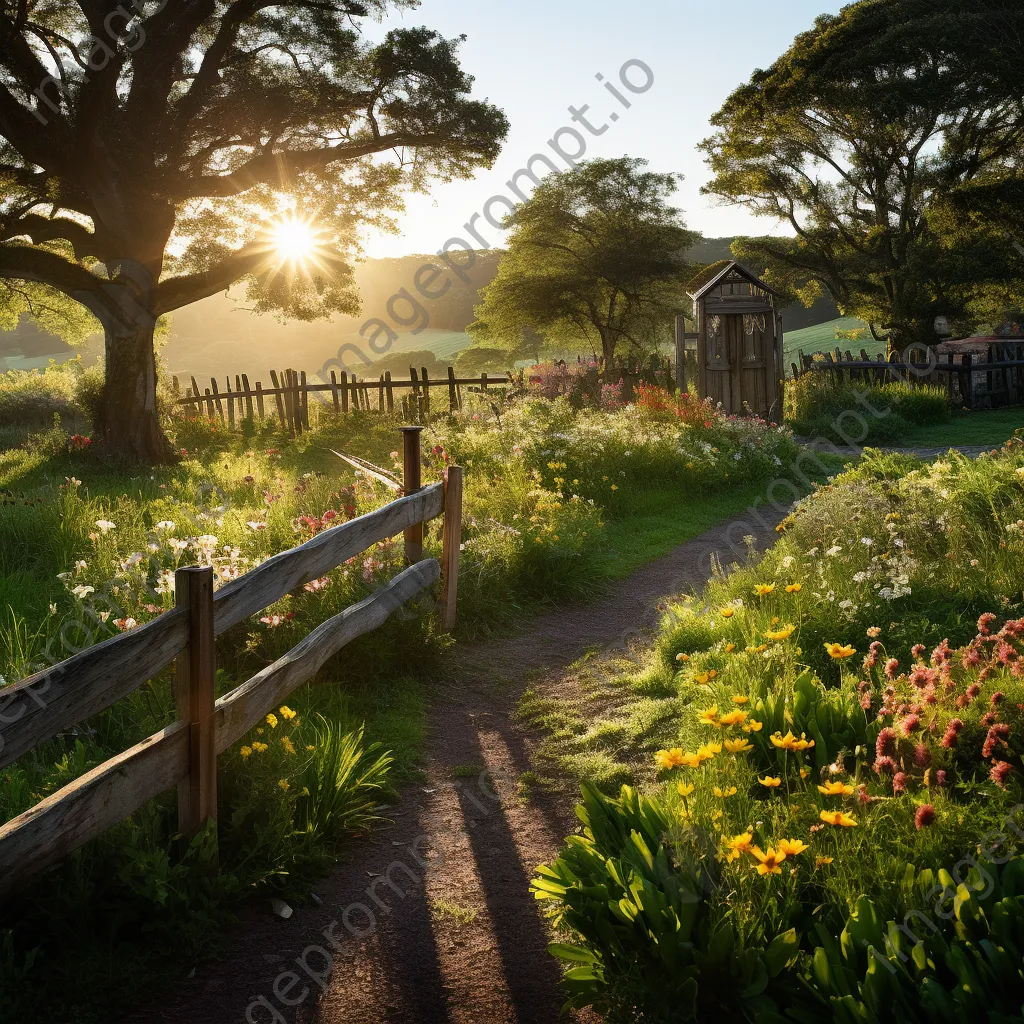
left=0, top=0, right=508, bottom=459
left=701, top=0, right=1024, bottom=348
left=467, top=157, right=698, bottom=367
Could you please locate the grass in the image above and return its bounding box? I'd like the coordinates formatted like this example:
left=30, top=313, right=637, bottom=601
left=897, top=404, right=1024, bottom=447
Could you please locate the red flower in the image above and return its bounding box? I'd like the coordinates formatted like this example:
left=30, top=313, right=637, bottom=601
left=899, top=714, right=921, bottom=736
left=983, top=723, right=1010, bottom=759
left=893, top=772, right=908, bottom=794
left=915, top=804, right=936, bottom=829
left=913, top=743, right=932, bottom=768
left=934, top=769, right=947, bottom=787
left=990, top=760, right=1014, bottom=789
left=978, top=612, right=998, bottom=635
left=876, top=728, right=898, bottom=760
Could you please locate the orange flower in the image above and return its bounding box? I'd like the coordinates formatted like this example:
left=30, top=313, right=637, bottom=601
left=824, top=642, right=857, bottom=660
left=731, top=695, right=749, bottom=705
left=819, top=810, right=858, bottom=827
left=713, top=785, right=738, bottom=798
left=818, top=781, right=855, bottom=796
left=777, top=838, right=809, bottom=856
left=770, top=730, right=815, bottom=752
left=677, top=782, right=695, bottom=797
left=698, top=706, right=720, bottom=726
left=719, top=710, right=748, bottom=728
left=759, top=775, right=782, bottom=788
left=764, top=624, right=796, bottom=641
left=753, top=583, right=776, bottom=596
left=655, top=748, right=687, bottom=770
left=750, top=845, right=787, bottom=875
left=742, top=719, right=764, bottom=733
left=724, top=738, right=753, bottom=754
left=786, top=583, right=802, bottom=593
left=720, top=607, right=736, bottom=618
left=724, top=831, right=753, bottom=863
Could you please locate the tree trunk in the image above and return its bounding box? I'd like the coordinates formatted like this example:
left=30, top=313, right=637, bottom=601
left=97, top=321, right=173, bottom=464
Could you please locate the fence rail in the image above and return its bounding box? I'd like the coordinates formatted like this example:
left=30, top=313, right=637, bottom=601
left=173, top=366, right=511, bottom=435
left=0, top=430, right=463, bottom=904
left=792, top=342, right=1024, bottom=409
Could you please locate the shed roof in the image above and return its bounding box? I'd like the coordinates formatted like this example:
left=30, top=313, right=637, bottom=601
left=686, top=260, right=779, bottom=301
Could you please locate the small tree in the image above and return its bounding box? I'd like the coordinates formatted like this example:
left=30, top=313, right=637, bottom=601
left=0, top=1, right=507, bottom=461
left=701, top=0, right=1024, bottom=349
left=467, top=157, right=698, bottom=367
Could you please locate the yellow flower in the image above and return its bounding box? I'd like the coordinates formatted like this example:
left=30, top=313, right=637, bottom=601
left=708, top=669, right=718, bottom=679
left=251, top=741, right=269, bottom=753
left=750, top=845, right=787, bottom=875
left=675, top=653, right=690, bottom=662
left=677, top=782, right=695, bottom=797
left=713, top=785, right=738, bottom=799
left=278, top=778, right=290, bottom=791
left=279, top=705, right=297, bottom=720
left=824, top=642, right=857, bottom=660
left=655, top=748, right=687, bottom=770
left=732, top=695, right=749, bottom=705
left=301, top=787, right=310, bottom=797
left=778, top=838, right=809, bottom=856
left=240, top=745, right=253, bottom=759
left=697, top=742, right=722, bottom=760
left=742, top=719, right=764, bottom=733
left=815, top=856, right=835, bottom=867
left=698, top=706, right=720, bottom=726
left=799, top=767, right=810, bottom=779
left=753, top=583, right=776, bottom=596
left=725, top=643, right=736, bottom=653
left=759, top=776, right=782, bottom=788
left=305, top=744, right=315, bottom=751
left=695, top=673, right=712, bottom=686
left=719, top=710, right=748, bottom=728
left=786, top=583, right=802, bottom=593
left=280, top=736, right=296, bottom=755
left=764, top=624, right=796, bottom=641
left=266, top=713, right=278, bottom=728
left=725, top=831, right=753, bottom=862
left=820, top=810, right=858, bottom=827
left=818, top=781, right=855, bottom=796
left=746, top=644, right=769, bottom=654
left=725, top=738, right=753, bottom=754
left=770, top=730, right=815, bottom=752
left=610, top=485, right=618, bottom=491
left=720, top=607, right=736, bottom=618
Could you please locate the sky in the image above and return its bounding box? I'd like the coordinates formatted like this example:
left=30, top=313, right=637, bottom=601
left=360, top=0, right=846, bottom=259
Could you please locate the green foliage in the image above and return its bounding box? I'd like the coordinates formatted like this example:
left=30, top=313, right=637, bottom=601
left=785, top=374, right=951, bottom=446
left=533, top=783, right=800, bottom=1022
left=467, top=158, right=699, bottom=364
left=0, top=359, right=88, bottom=427
left=701, top=0, right=1024, bottom=346
left=778, top=860, right=1024, bottom=1024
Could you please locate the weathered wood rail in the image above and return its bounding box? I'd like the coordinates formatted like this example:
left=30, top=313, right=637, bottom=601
left=791, top=342, right=1024, bottom=409
left=0, top=432, right=464, bottom=904
left=172, top=365, right=512, bottom=435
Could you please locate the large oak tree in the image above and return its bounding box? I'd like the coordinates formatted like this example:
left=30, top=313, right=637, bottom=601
left=0, top=0, right=507, bottom=461
left=467, top=157, right=698, bottom=367
left=701, top=0, right=1024, bottom=349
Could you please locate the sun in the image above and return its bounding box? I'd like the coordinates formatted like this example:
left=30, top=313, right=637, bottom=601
left=271, top=216, right=318, bottom=263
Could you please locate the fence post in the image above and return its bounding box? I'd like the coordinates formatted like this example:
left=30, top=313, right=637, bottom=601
left=401, top=426, right=424, bottom=563
left=440, top=465, right=463, bottom=631
left=173, top=566, right=218, bottom=847
left=448, top=366, right=458, bottom=412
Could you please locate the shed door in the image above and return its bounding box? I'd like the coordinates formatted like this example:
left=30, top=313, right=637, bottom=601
left=703, top=313, right=776, bottom=417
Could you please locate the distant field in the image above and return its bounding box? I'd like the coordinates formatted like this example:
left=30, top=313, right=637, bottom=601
left=782, top=317, right=879, bottom=366
left=163, top=325, right=472, bottom=383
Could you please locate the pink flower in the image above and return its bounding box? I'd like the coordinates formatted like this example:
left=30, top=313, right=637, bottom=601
left=893, top=771, right=908, bottom=794
left=934, top=769, right=947, bottom=787
left=915, top=804, right=936, bottom=829
left=885, top=658, right=900, bottom=680
left=941, top=719, right=964, bottom=749
left=991, top=691, right=1005, bottom=706
left=913, top=743, right=932, bottom=768
left=899, top=714, right=921, bottom=736
left=978, top=612, right=998, bottom=636
left=983, top=723, right=1010, bottom=759
left=876, top=728, right=898, bottom=760
left=874, top=756, right=897, bottom=776
left=990, top=760, right=1014, bottom=789
left=911, top=644, right=926, bottom=660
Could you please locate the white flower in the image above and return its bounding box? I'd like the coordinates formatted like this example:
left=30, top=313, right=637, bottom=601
left=121, top=552, right=144, bottom=570
left=826, top=545, right=843, bottom=557
left=71, top=584, right=95, bottom=599
left=154, top=570, right=176, bottom=595
left=74, top=559, right=88, bottom=574
left=781, top=555, right=795, bottom=569
left=195, top=535, right=219, bottom=548
left=95, top=519, right=116, bottom=534
left=155, top=520, right=176, bottom=532
left=48, top=603, right=57, bottom=615
left=853, top=571, right=870, bottom=583
left=247, top=521, right=267, bottom=532
left=860, top=537, right=873, bottom=546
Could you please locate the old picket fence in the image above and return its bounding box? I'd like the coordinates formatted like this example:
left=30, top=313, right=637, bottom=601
left=173, top=365, right=509, bottom=436
left=0, top=434, right=463, bottom=904
left=792, top=341, right=1024, bottom=409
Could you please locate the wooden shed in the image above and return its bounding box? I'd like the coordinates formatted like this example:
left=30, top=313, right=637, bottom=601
left=686, top=261, right=783, bottom=420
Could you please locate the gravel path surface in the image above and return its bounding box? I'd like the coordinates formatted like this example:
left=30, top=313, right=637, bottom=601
left=122, top=507, right=785, bottom=1024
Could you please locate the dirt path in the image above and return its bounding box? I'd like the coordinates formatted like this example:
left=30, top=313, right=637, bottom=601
left=123, top=509, right=784, bottom=1024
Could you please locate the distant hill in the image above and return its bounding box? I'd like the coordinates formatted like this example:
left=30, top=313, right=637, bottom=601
left=782, top=317, right=879, bottom=367
left=1, top=239, right=845, bottom=379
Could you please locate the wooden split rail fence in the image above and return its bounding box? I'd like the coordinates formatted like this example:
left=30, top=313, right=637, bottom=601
left=173, top=366, right=510, bottom=436
left=0, top=430, right=463, bottom=904
left=792, top=342, right=1024, bottom=409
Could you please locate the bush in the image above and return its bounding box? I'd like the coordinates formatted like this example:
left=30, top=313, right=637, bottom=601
left=0, top=360, right=85, bottom=427
left=786, top=373, right=950, bottom=445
